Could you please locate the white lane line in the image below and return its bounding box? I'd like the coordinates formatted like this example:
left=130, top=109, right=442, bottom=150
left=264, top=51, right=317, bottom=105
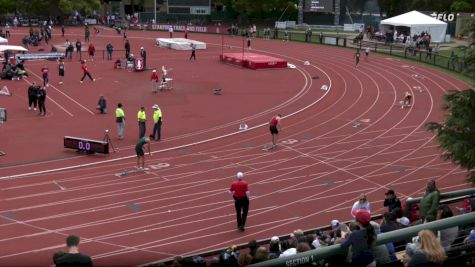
left=52, top=180, right=65, bottom=190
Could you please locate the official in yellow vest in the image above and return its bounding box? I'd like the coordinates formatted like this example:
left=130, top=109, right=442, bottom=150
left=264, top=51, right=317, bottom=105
left=115, top=103, right=125, bottom=140
left=150, top=104, right=162, bottom=141
left=137, top=106, right=146, bottom=139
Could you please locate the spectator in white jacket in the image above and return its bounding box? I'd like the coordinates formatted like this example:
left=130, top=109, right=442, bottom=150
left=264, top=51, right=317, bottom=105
left=351, top=193, right=371, bottom=217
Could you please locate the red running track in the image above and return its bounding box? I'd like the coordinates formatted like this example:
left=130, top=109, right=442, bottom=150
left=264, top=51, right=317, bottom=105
left=0, top=26, right=471, bottom=266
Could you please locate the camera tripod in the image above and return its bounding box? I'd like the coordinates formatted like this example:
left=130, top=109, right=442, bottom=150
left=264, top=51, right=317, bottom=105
left=103, top=130, right=117, bottom=153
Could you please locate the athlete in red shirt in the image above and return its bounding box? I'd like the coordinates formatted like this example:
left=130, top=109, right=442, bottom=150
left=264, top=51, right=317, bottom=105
left=269, top=114, right=282, bottom=147
left=229, top=172, right=250, bottom=231
left=80, top=60, right=95, bottom=83
left=41, top=65, right=49, bottom=87
left=88, top=43, right=95, bottom=60
left=150, top=69, right=159, bottom=93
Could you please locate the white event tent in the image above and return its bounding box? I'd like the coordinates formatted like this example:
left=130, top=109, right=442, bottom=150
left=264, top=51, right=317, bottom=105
left=380, top=11, right=447, bottom=42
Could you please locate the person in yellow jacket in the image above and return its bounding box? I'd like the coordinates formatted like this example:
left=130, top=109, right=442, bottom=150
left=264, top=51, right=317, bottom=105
left=150, top=104, right=162, bottom=141
left=137, top=106, right=146, bottom=139
left=115, top=103, right=125, bottom=140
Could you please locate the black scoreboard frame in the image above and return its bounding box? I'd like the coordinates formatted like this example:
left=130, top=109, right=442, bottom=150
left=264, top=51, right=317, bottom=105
left=64, top=136, right=109, bottom=154
left=167, top=0, right=211, bottom=15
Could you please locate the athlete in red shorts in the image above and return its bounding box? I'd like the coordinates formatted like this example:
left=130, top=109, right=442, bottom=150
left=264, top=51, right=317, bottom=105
left=269, top=114, right=282, bottom=147
left=404, top=91, right=412, bottom=107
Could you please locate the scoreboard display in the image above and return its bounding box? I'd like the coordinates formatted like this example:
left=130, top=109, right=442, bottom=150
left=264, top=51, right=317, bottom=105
left=64, top=136, right=109, bottom=154
left=306, top=0, right=334, bottom=12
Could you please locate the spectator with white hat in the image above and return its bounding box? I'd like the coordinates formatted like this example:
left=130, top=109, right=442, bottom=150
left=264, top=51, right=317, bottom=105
left=331, top=219, right=340, bottom=230
left=229, top=171, right=250, bottom=231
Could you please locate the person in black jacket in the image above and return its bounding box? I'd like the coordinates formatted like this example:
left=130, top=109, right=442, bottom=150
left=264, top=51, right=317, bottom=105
left=124, top=39, right=130, bottom=59
left=55, top=235, right=93, bottom=267
left=28, top=82, right=39, bottom=111
left=106, top=43, right=113, bottom=60
left=140, top=47, right=146, bottom=68
left=75, top=39, right=82, bottom=56
left=37, top=86, right=47, bottom=116
left=383, top=189, right=402, bottom=212
left=97, top=95, right=107, bottom=114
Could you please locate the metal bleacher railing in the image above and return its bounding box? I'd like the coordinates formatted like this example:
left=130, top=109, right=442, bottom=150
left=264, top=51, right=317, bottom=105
left=147, top=188, right=475, bottom=266
left=249, top=188, right=475, bottom=267
left=249, top=212, right=475, bottom=267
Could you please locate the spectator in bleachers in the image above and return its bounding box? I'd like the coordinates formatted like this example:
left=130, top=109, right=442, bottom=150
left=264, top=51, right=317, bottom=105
left=247, top=240, right=258, bottom=257
left=209, top=257, right=220, bottom=267
left=220, top=245, right=239, bottom=266
left=437, top=205, right=458, bottom=251
left=329, top=223, right=350, bottom=246
left=391, top=206, right=411, bottom=228
left=384, top=189, right=402, bottom=212
left=341, top=209, right=377, bottom=267
left=238, top=253, right=253, bottom=266
left=351, top=193, right=371, bottom=217
left=172, top=256, right=183, bottom=267
left=268, top=236, right=281, bottom=258
left=403, top=243, right=418, bottom=266
left=406, top=230, right=446, bottom=267
left=381, top=211, right=400, bottom=233
left=297, top=242, right=311, bottom=253
left=315, top=230, right=328, bottom=247
left=464, top=229, right=475, bottom=246
left=457, top=197, right=475, bottom=214
left=419, top=179, right=440, bottom=221
left=397, top=216, right=410, bottom=228
left=292, top=229, right=304, bottom=242
left=279, top=239, right=297, bottom=258
left=192, top=256, right=206, bottom=267
left=251, top=247, right=268, bottom=264
left=331, top=219, right=340, bottom=231
left=370, top=221, right=394, bottom=265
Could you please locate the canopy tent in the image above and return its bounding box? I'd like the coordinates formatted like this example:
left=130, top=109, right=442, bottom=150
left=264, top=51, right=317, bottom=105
left=0, top=37, right=7, bottom=44
left=380, top=11, right=447, bottom=42
left=0, top=45, right=27, bottom=52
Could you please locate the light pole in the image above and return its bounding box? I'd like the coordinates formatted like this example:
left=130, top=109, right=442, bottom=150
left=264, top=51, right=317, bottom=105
left=154, top=0, right=157, bottom=23
left=298, top=0, right=303, bottom=24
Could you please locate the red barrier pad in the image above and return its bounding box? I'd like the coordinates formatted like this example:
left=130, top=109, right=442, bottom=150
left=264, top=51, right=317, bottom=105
left=220, top=52, right=287, bottom=70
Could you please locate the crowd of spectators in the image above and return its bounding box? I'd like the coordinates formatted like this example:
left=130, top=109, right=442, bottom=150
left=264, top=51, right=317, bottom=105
left=146, top=179, right=475, bottom=267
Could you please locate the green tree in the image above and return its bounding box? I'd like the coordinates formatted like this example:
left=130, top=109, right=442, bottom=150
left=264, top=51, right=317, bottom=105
left=426, top=89, right=475, bottom=185
left=410, top=0, right=453, bottom=12
left=12, top=0, right=99, bottom=17
left=0, top=0, right=16, bottom=15
left=463, top=18, right=475, bottom=78
left=218, top=0, right=296, bottom=22
left=452, top=18, right=475, bottom=79
left=450, top=0, right=473, bottom=12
